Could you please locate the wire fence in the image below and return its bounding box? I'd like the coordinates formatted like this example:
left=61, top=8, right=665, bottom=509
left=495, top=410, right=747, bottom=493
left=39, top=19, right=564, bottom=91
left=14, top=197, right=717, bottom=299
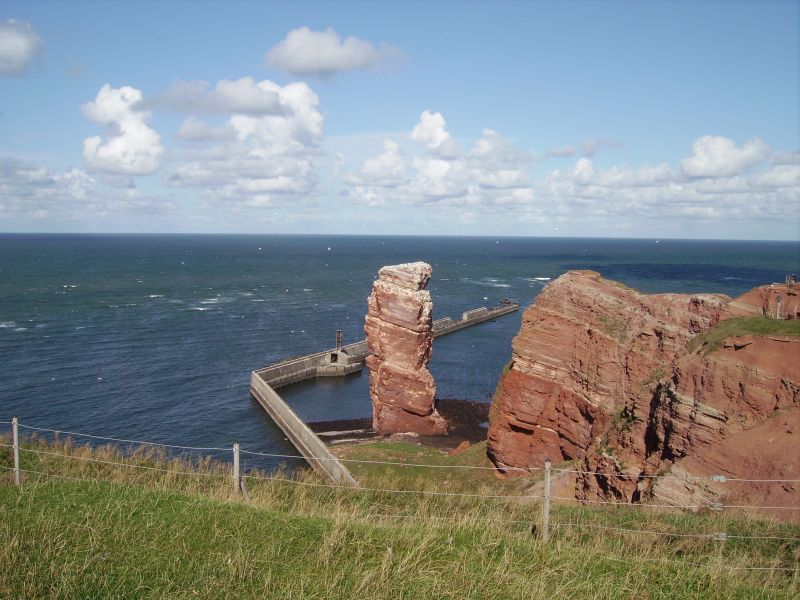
left=2, top=417, right=798, bottom=574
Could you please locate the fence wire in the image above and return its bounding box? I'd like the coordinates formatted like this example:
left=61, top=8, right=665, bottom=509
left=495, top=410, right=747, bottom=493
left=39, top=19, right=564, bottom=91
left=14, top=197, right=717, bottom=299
left=3, top=417, right=799, bottom=569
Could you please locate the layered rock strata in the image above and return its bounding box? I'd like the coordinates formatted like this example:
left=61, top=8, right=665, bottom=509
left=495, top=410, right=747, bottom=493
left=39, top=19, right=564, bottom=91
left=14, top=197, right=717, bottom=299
left=487, top=271, right=799, bottom=520
left=365, top=262, right=447, bottom=435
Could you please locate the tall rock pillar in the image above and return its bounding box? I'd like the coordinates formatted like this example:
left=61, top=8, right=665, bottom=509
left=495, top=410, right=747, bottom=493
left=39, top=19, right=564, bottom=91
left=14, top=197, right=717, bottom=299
left=364, top=262, right=447, bottom=435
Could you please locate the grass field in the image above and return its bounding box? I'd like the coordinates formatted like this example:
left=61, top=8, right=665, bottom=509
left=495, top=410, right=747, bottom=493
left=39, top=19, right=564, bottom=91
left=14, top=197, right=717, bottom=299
left=1, top=435, right=798, bottom=599
left=688, top=316, right=800, bottom=354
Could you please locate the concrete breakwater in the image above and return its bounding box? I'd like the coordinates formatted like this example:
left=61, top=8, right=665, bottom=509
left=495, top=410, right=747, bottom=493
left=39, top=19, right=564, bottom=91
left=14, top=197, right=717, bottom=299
left=252, top=303, right=519, bottom=390
left=248, top=302, right=518, bottom=484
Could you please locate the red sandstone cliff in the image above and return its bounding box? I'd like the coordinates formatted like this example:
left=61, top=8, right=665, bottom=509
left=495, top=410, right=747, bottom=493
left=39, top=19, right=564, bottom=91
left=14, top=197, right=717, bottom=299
left=365, top=262, right=447, bottom=435
left=487, top=271, right=799, bottom=520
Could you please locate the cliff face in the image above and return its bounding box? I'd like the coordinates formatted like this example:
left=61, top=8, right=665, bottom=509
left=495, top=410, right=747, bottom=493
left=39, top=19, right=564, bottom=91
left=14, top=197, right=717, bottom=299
left=365, top=262, right=447, bottom=435
left=487, top=271, right=800, bottom=518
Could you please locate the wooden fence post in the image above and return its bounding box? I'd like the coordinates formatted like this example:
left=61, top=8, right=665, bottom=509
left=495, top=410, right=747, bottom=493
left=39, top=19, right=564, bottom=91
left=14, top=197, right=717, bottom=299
left=542, top=459, right=551, bottom=543
left=12, top=417, right=20, bottom=486
left=233, top=442, right=240, bottom=496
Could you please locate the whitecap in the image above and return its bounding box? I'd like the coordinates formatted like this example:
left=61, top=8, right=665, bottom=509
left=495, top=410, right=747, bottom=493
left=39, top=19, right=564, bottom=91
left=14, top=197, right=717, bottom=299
left=534, top=277, right=551, bottom=281
left=251, top=299, right=267, bottom=302
left=14, top=327, right=28, bottom=332
left=0, top=321, right=16, bottom=329
left=148, top=294, right=164, bottom=298
left=461, top=278, right=511, bottom=289
left=188, top=307, right=213, bottom=311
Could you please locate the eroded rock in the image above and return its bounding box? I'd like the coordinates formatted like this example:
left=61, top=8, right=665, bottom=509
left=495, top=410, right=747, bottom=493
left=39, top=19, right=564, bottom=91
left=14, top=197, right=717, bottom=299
left=487, top=270, right=800, bottom=521
left=365, top=262, right=446, bottom=435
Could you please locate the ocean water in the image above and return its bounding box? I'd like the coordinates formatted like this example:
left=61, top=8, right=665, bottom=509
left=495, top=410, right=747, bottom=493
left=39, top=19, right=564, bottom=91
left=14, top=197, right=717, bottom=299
left=1, top=234, right=798, bottom=470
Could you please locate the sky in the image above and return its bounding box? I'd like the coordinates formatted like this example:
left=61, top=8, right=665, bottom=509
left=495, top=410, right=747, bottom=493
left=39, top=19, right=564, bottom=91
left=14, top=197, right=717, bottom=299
left=0, top=0, right=798, bottom=240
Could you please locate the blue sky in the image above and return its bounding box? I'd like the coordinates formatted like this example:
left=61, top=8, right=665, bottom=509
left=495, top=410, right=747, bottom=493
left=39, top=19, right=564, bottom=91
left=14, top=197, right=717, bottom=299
left=1, top=0, right=798, bottom=239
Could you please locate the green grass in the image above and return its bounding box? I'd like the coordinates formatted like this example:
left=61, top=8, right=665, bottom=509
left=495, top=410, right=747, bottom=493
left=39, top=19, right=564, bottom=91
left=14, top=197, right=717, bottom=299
left=688, top=317, right=800, bottom=354
left=1, top=436, right=798, bottom=599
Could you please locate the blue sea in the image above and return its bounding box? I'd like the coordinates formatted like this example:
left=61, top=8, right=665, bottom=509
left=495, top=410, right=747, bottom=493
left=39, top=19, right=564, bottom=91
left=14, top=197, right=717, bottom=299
left=1, top=234, right=798, bottom=470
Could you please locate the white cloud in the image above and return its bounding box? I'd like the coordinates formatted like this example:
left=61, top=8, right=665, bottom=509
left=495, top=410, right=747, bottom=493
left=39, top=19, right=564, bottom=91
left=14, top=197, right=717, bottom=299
left=165, top=80, right=323, bottom=204
left=538, top=148, right=799, bottom=226
left=149, top=77, right=284, bottom=115
left=265, top=27, right=401, bottom=77
left=338, top=122, right=797, bottom=237
left=343, top=117, right=535, bottom=213
left=346, top=140, right=406, bottom=187
left=411, top=110, right=460, bottom=159
left=82, top=85, right=164, bottom=175
left=0, top=157, right=175, bottom=225
left=408, top=157, right=469, bottom=199
left=680, top=135, right=769, bottom=177
left=773, top=150, right=800, bottom=166
left=0, top=19, right=42, bottom=75
left=175, top=116, right=235, bottom=142
left=749, top=164, right=800, bottom=188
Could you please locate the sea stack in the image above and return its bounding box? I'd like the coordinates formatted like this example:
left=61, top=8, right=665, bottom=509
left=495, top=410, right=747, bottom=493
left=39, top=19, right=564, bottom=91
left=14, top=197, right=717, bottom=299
left=364, top=262, right=447, bottom=435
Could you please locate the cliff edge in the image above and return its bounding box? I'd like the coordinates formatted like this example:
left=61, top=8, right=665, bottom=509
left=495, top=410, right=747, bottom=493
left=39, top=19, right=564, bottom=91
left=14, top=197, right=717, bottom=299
left=487, top=270, right=800, bottom=520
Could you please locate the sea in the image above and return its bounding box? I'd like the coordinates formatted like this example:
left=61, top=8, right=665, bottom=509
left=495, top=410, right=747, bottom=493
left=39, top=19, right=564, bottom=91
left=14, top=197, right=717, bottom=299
left=1, top=234, right=798, bottom=471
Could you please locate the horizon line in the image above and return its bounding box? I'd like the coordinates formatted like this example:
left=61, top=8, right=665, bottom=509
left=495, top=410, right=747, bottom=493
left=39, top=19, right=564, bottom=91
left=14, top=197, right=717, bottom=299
left=0, top=231, right=798, bottom=244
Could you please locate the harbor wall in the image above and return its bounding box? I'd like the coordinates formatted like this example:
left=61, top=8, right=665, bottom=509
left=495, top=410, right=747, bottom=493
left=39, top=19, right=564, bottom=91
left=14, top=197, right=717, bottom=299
left=249, top=373, right=358, bottom=486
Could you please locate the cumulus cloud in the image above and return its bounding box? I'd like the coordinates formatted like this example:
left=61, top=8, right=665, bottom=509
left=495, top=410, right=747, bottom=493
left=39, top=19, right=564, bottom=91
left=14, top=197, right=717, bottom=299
left=175, top=116, right=235, bottom=142
left=346, top=140, right=406, bottom=187
left=0, top=157, right=175, bottom=225
left=82, top=85, right=164, bottom=175
left=538, top=139, right=798, bottom=226
left=0, top=19, right=42, bottom=75
left=344, top=115, right=535, bottom=211
left=148, top=77, right=284, bottom=115
left=265, top=27, right=401, bottom=77
left=680, top=135, right=769, bottom=177
left=772, top=150, right=800, bottom=165
left=340, top=118, right=798, bottom=235
left=165, top=79, right=324, bottom=204
left=411, top=110, right=460, bottom=159
left=749, top=164, right=800, bottom=188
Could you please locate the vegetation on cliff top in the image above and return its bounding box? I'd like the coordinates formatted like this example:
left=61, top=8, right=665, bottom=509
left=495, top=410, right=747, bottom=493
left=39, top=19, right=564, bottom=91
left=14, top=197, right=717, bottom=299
left=689, top=316, right=800, bottom=354
left=2, top=435, right=798, bottom=599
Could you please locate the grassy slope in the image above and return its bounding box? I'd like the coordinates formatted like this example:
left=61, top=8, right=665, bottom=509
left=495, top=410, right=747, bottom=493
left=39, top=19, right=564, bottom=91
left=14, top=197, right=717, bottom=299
left=689, top=316, right=800, bottom=354
left=1, top=437, right=798, bottom=599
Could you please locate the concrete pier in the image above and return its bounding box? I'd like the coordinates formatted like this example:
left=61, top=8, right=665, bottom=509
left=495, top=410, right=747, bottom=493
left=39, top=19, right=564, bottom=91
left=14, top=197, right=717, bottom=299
left=252, top=303, right=519, bottom=390
left=248, top=302, right=518, bottom=484
left=250, top=374, right=359, bottom=486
